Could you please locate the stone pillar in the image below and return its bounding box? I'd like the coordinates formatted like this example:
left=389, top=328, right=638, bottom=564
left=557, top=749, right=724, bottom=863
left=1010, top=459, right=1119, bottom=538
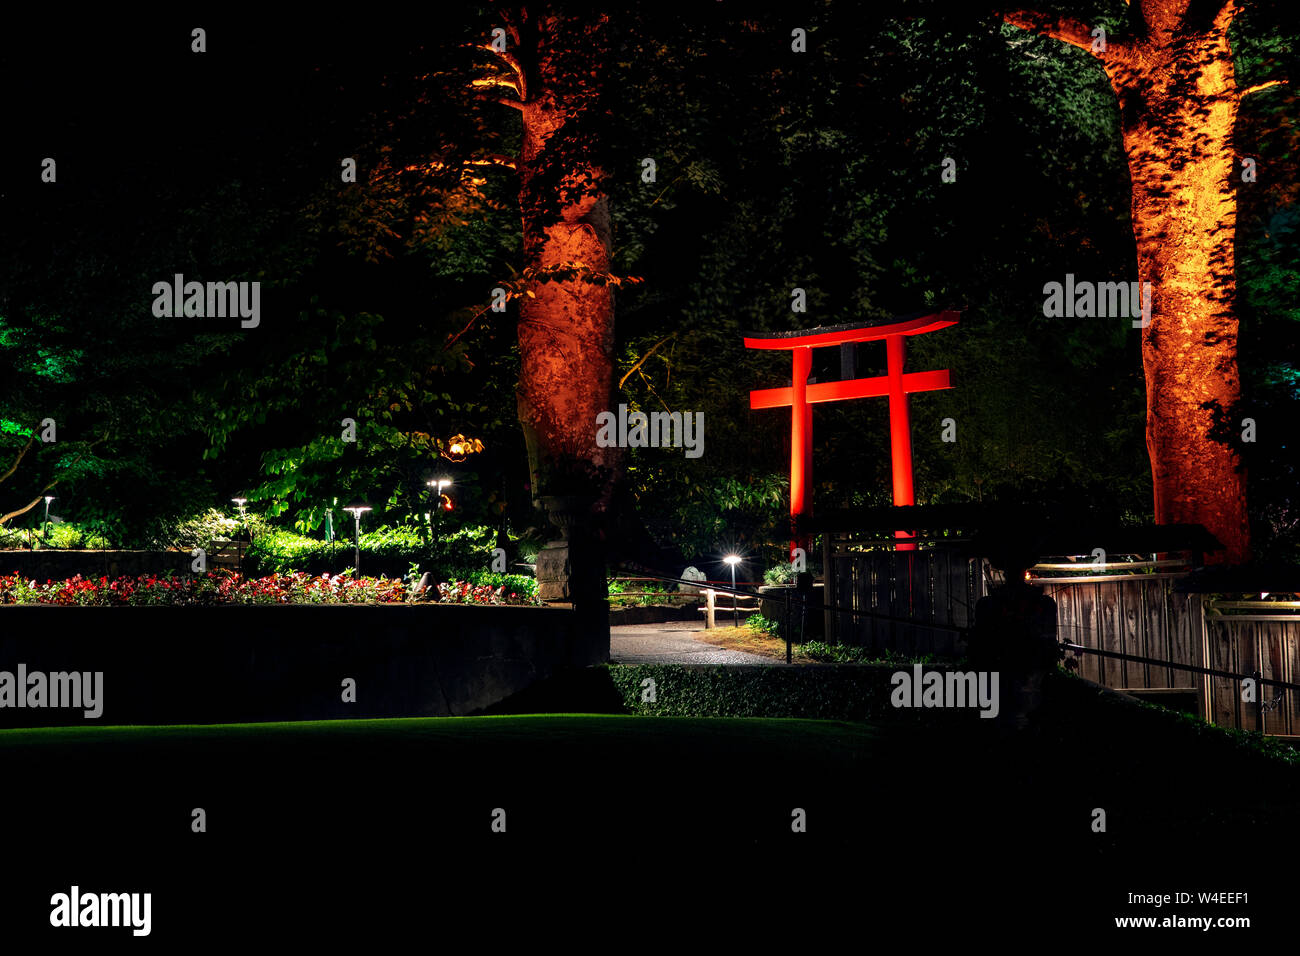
left=535, top=496, right=585, bottom=602
left=535, top=496, right=609, bottom=663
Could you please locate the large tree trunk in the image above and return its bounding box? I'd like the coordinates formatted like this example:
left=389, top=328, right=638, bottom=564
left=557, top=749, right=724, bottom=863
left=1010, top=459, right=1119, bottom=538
left=508, top=10, right=618, bottom=607
left=1118, top=11, right=1248, bottom=563
left=1004, top=1, right=1251, bottom=563
left=513, top=11, right=619, bottom=513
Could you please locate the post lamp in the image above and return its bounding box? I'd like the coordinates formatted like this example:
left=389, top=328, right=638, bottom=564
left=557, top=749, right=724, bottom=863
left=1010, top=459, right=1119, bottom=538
left=325, top=499, right=339, bottom=568
left=343, top=500, right=371, bottom=572
left=724, top=554, right=741, bottom=628
left=231, top=497, right=251, bottom=568
left=428, top=478, right=453, bottom=507
left=42, top=496, right=55, bottom=540
left=426, top=478, right=453, bottom=548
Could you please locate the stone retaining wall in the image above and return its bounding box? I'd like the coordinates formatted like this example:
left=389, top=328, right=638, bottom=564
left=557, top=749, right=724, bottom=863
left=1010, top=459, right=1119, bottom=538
left=0, top=603, right=601, bottom=727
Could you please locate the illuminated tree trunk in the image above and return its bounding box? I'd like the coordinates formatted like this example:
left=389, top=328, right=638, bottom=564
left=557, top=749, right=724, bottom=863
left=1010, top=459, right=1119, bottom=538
left=513, top=12, right=618, bottom=514
left=497, top=10, right=618, bottom=606
left=1004, top=1, right=1253, bottom=562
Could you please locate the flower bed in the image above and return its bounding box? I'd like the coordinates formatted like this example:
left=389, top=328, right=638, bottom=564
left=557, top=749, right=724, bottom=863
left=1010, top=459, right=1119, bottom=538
left=0, top=571, right=540, bottom=607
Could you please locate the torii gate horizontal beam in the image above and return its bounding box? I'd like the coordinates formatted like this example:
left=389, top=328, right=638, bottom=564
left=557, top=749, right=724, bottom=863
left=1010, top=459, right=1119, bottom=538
left=750, top=369, right=951, bottom=410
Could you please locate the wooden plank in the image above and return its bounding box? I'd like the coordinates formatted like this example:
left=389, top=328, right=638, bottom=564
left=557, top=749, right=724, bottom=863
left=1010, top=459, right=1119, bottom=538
left=873, top=553, right=893, bottom=653
left=1258, top=620, right=1294, bottom=736
left=1097, top=582, right=1123, bottom=689
left=823, top=532, right=836, bottom=643
left=836, top=554, right=852, bottom=646
left=1211, top=601, right=1300, bottom=610
left=1284, top=623, right=1300, bottom=736
left=1030, top=572, right=1189, bottom=583
left=1033, top=559, right=1190, bottom=570
left=1141, top=579, right=1166, bottom=688
left=859, top=553, right=875, bottom=650
left=1151, top=582, right=1171, bottom=689
left=1060, top=583, right=1091, bottom=683
left=1209, top=619, right=1245, bottom=730
left=1191, top=593, right=1213, bottom=726
left=1119, top=579, right=1144, bottom=688
left=910, top=551, right=930, bottom=654
left=1162, top=589, right=1194, bottom=689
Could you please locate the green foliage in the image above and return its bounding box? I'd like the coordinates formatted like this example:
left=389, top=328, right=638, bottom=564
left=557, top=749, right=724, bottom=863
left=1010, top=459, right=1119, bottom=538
left=437, top=574, right=541, bottom=604
left=798, top=641, right=940, bottom=666
left=245, top=522, right=498, bottom=577
left=606, top=578, right=682, bottom=606
left=606, top=663, right=920, bottom=721
left=456, top=570, right=539, bottom=600
left=763, top=565, right=796, bottom=586
left=5, top=521, right=113, bottom=550
left=157, top=508, right=270, bottom=552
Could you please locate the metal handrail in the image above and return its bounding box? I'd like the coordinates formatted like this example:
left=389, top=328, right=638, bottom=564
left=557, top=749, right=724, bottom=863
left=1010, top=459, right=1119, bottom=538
left=1059, top=641, right=1295, bottom=733
left=1059, top=642, right=1300, bottom=690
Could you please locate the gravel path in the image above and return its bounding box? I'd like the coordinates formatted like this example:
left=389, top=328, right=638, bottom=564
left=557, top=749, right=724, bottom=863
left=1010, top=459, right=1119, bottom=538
left=610, top=621, right=782, bottom=665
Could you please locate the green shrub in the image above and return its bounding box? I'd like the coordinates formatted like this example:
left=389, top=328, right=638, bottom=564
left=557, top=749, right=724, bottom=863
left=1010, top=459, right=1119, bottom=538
left=606, top=663, right=929, bottom=721
left=747, top=613, right=782, bottom=636
left=764, top=564, right=797, bottom=586
left=798, top=641, right=941, bottom=665
left=457, top=570, right=539, bottom=600
left=0, top=520, right=112, bottom=550
left=43, top=522, right=112, bottom=549
left=246, top=523, right=499, bottom=578
left=607, top=578, right=681, bottom=606
left=158, top=508, right=270, bottom=552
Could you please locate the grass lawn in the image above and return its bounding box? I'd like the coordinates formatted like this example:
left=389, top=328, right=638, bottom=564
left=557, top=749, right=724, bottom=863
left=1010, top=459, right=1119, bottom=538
left=3, top=704, right=1298, bottom=940
left=1, top=715, right=879, bottom=853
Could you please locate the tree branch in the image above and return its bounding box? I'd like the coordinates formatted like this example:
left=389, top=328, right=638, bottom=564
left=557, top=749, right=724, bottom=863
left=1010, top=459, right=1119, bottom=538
left=461, top=38, right=528, bottom=103
left=471, top=75, right=522, bottom=98
left=484, top=45, right=528, bottom=102
left=0, top=436, right=34, bottom=486
left=0, top=480, right=59, bottom=528
left=619, top=335, right=676, bottom=389
left=445, top=300, right=499, bottom=349
left=466, top=154, right=519, bottom=171
left=1212, top=0, right=1242, bottom=33
left=1001, top=9, right=1098, bottom=51
left=474, top=91, right=524, bottom=112
left=1240, top=79, right=1285, bottom=99
left=401, top=153, right=519, bottom=177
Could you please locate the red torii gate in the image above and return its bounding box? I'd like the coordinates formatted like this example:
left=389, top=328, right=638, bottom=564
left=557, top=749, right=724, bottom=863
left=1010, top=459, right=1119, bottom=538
left=745, top=309, right=959, bottom=558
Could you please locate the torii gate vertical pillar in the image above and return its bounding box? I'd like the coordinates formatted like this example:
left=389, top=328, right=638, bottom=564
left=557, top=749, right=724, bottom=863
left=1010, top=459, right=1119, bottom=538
left=745, top=309, right=959, bottom=558
left=790, top=347, right=813, bottom=562
left=886, top=335, right=917, bottom=551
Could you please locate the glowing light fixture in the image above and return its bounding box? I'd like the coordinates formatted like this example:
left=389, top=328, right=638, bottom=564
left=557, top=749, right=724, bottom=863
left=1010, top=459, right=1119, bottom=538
left=343, top=500, right=372, bottom=572
left=723, top=554, right=742, bottom=627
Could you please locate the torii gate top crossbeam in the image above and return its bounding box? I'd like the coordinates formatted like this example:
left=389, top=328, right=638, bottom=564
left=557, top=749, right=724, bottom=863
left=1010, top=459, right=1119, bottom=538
left=742, top=309, right=959, bottom=350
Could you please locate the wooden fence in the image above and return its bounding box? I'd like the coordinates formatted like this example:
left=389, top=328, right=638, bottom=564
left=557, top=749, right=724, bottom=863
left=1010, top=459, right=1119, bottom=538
left=1201, top=603, right=1300, bottom=736
left=1032, top=571, right=1202, bottom=699
left=822, top=535, right=986, bottom=657
left=821, top=537, right=1299, bottom=735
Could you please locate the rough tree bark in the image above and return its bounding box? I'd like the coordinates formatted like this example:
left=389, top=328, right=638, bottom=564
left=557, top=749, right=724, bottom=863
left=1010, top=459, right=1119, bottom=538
left=496, top=11, right=620, bottom=515
left=1003, top=0, right=1260, bottom=563
left=485, top=9, right=619, bottom=605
